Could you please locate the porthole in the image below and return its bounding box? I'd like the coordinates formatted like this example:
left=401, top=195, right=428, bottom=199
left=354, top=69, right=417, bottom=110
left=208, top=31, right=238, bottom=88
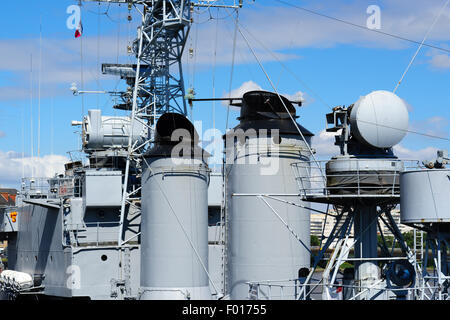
left=101, top=255, right=108, bottom=261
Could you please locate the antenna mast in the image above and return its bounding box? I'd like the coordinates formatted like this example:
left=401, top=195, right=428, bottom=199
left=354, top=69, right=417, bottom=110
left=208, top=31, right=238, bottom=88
left=79, top=0, right=243, bottom=246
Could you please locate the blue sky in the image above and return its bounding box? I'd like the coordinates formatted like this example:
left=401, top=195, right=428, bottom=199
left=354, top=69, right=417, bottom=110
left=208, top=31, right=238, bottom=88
left=0, top=0, right=449, bottom=186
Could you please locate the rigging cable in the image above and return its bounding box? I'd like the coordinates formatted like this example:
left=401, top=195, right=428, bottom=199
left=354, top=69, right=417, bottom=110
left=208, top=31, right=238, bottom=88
left=356, top=119, right=450, bottom=142
left=114, top=3, right=122, bottom=113
left=193, top=5, right=236, bottom=24
left=30, top=54, right=34, bottom=176
left=127, top=4, right=132, bottom=64
left=116, top=4, right=121, bottom=65
left=80, top=23, right=85, bottom=121
left=210, top=8, right=223, bottom=171
left=221, top=18, right=257, bottom=90
left=238, top=22, right=450, bottom=143
left=274, top=7, right=303, bottom=89
left=186, top=17, right=193, bottom=90
left=238, top=22, right=333, bottom=110
left=97, top=3, right=101, bottom=109
left=212, top=9, right=219, bottom=172
left=275, top=0, right=450, bottom=54
left=225, top=8, right=239, bottom=131
left=38, top=17, right=42, bottom=158
left=393, top=0, right=450, bottom=93
left=220, top=7, right=241, bottom=295
left=51, top=96, right=54, bottom=155
left=79, top=0, right=85, bottom=121
left=236, top=24, right=327, bottom=181
left=21, top=107, right=24, bottom=179
left=192, top=15, right=200, bottom=121
left=192, top=14, right=200, bottom=90
left=193, top=0, right=224, bottom=15
left=212, top=8, right=220, bottom=143
left=143, top=160, right=222, bottom=297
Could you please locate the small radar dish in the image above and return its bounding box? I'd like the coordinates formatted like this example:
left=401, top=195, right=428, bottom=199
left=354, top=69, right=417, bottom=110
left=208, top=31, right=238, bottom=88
left=349, top=90, right=409, bottom=148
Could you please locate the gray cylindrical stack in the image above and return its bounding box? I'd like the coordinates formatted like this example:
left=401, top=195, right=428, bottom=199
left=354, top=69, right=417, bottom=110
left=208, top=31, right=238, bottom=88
left=225, top=91, right=313, bottom=300
left=400, top=169, right=450, bottom=224
left=140, top=113, right=212, bottom=300
left=400, top=168, right=450, bottom=297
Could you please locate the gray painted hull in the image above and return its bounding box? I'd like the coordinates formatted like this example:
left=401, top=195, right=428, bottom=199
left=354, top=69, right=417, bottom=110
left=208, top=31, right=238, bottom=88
left=6, top=202, right=141, bottom=299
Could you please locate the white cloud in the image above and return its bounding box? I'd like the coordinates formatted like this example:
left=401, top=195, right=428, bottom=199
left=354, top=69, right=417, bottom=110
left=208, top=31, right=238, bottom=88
left=219, top=80, right=262, bottom=111
left=2, top=0, right=449, bottom=105
left=311, top=130, right=340, bottom=159
left=0, top=151, right=68, bottom=188
left=429, top=53, right=450, bottom=69
left=283, top=91, right=305, bottom=104
left=428, top=116, right=448, bottom=125
left=311, top=129, right=440, bottom=162
left=0, top=36, right=128, bottom=101
left=222, top=81, right=308, bottom=109
left=222, top=80, right=262, bottom=101
left=425, top=44, right=450, bottom=70
left=0, top=36, right=128, bottom=75
left=190, top=0, right=450, bottom=68
left=393, top=144, right=438, bottom=161
left=409, top=116, right=448, bottom=140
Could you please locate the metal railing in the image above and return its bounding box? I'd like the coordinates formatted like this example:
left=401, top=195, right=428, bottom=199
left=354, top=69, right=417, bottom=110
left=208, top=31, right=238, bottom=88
left=247, top=278, right=445, bottom=300
left=291, top=160, right=421, bottom=199
left=21, top=177, right=82, bottom=200
left=247, top=279, right=301, bottom=300
left=67, top=221, right=120, bottom=246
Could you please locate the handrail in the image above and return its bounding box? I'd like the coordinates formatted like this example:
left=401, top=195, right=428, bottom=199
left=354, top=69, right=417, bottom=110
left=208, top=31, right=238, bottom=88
left=66, top=221, right=121, bottom=246
left=21, top=177, right=83, bottom=199
left=246, top=278, right=444, bottom=300
left=291, top=159, right=422, bottom=199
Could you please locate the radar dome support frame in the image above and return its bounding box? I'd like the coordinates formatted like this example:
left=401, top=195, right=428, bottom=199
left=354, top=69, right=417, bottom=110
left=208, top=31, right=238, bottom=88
left=294, top=91, right=420, bottom=300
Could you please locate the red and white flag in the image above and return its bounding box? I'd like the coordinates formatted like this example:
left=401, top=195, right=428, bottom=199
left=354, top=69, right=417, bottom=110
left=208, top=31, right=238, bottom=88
left=75, top=21, right=83, bottom=38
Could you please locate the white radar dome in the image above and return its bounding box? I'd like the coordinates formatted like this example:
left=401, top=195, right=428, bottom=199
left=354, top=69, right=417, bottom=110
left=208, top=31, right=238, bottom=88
left=349, top=90, right=409, bottom=148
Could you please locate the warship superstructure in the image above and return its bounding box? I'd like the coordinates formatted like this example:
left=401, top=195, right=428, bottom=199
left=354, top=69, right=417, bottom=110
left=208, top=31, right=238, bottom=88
left=0, top=0, right=240, bottom=300
left=292, top=91, right=419, bottom=300
left=0, top=1, right=448, bottom=301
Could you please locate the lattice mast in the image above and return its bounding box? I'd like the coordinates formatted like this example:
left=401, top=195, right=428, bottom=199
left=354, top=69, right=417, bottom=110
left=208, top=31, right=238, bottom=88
left=84, top=0, right=191, bottom=121
left=137, top=1, right=191, bottom=117
left=80, top=0, right=242, bottom=247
